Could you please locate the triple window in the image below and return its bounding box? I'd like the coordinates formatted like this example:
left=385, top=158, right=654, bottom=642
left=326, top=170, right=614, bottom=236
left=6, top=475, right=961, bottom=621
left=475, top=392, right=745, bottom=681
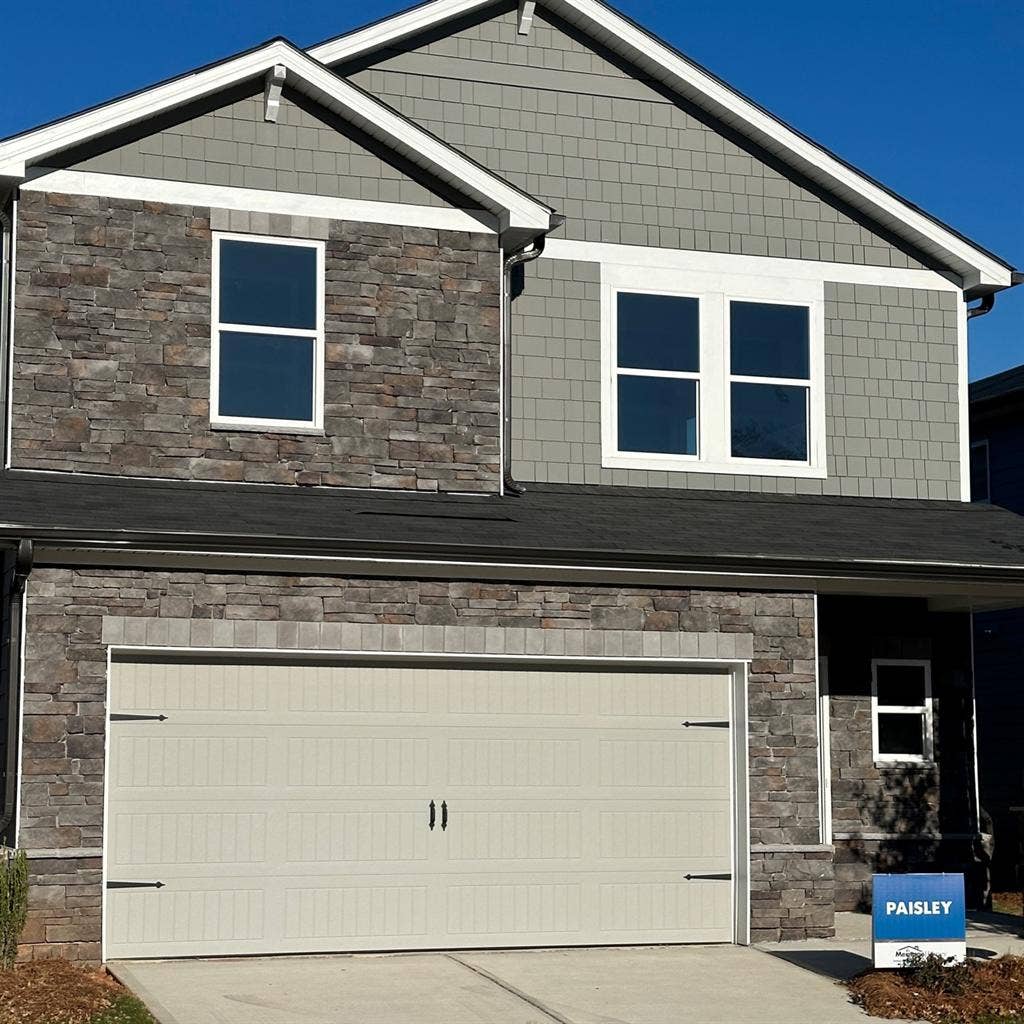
left=871, top=659, right=933, bottom=764
left=211, top=233, right=325, bottom=432
left=605, top=268, right=824, bottom=476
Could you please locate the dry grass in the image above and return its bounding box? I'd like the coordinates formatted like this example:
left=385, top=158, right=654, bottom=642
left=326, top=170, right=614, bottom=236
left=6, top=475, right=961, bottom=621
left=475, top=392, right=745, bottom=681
left=0, top=961, right=154, bottom=1024
left=992, top=893, right=1024, bottom=918
left=848, top=954, right=1024, bottom=1023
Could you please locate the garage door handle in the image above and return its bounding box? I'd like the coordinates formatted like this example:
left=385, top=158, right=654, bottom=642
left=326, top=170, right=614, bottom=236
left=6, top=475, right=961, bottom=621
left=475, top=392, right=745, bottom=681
left=429, top=800, right=436, bottom=831
left=441, top=801, right=448, bottom=831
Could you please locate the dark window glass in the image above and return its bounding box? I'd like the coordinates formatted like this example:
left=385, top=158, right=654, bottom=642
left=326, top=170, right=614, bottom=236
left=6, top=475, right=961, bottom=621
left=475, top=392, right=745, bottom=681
left=617, top=293, right=699, bottom=372
left=877, top=713, right=925, bottom=757
left=970, top=443, right=990, bottom=502
left=730, top=301, right=809, bottom=379
left=218, top=332, right=314, bottom=422
left=730, top=382, right=807, bottom=461
left=618, top=376, right=697, bottom=455
left=219, top=240, right=317, bottom=330
left=876, top=664, right=927, bottom=707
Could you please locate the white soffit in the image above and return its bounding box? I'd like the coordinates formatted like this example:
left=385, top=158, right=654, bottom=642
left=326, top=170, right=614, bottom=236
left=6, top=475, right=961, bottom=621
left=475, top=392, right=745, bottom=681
left=308, top=0, right=1014, bottom=290
left=0, top=39, right=552, bottom=235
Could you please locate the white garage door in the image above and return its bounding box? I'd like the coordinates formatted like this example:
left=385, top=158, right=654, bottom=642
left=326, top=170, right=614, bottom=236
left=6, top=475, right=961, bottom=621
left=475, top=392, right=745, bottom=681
left=105, top=657, right=736, bottom=959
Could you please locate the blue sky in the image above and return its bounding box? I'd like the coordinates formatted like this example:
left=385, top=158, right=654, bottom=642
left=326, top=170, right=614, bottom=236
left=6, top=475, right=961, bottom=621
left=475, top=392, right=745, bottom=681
left=4, top=0, right=1021, bottom=380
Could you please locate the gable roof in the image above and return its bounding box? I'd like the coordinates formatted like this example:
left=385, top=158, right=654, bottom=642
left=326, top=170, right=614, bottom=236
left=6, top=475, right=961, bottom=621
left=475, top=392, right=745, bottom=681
left=0, top=37, right=555, bottom=242
left=310, top=0, right=1018, bottom=294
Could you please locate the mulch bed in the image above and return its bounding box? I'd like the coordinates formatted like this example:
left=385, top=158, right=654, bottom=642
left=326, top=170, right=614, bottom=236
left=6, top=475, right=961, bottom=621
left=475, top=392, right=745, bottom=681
left=0, top=960, right=153, bottom=1024
left=848, top=955, right=1024, bottom=1023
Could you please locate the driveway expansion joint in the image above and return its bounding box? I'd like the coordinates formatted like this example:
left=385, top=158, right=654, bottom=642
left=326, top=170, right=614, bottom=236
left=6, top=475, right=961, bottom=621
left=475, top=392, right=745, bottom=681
left=445, top=954, right=575, bottom=1024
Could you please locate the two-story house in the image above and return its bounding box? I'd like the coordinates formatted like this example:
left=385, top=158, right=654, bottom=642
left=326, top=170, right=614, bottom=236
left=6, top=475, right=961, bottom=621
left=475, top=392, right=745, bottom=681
left=1, top=0, right=1023, bottom=963
left=970, top=366, right=1024, bottom=893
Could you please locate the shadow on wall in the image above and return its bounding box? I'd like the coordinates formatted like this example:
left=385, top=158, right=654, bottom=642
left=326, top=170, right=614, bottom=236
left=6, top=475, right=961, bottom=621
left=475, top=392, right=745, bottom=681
left=841, top=771, right=986, bottom=912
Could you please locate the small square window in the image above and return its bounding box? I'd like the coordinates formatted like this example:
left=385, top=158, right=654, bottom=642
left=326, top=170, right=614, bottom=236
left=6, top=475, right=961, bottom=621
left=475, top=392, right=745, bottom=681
left=872, top=660, right=932, bottom=763
left=211, top=235, right=324, bottom=431
left=730, top=301, right=809, bottom=379
left=617, top=293, right=699, bottom=372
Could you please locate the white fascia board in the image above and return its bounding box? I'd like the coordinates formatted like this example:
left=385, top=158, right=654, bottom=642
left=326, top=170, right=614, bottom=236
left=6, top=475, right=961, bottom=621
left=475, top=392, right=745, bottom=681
left=0, top=39, right=551, bottom=234
left=309, top=0, right=1013, bottom=289
left=21, top=169, right=497, bottom=233
left=0, top=42, right=295, bottom=178
left=542, top=237, right=963, bottom=292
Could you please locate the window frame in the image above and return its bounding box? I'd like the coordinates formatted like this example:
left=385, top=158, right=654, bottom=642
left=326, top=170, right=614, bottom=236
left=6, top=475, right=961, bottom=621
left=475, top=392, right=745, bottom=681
left=871, top=658, right=934, bottom=765
left=610, top=286, right=703, bottom=466
left=601, top=264, right=826, bottom=477
left=210, top=231, right=326, bottom=434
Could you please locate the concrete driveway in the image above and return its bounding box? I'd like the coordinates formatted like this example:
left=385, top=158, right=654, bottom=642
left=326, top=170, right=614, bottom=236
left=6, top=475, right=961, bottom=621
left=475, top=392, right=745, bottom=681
left=110, top=944, right=870, bottom=1024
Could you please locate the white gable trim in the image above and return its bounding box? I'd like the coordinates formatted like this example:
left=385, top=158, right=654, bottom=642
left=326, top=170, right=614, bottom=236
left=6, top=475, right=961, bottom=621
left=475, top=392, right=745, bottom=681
left=0, top=40, right=552, bottom=237
left=21, top=169, right=498, bottom=233
left=309, top=0, right=1013, bottom=290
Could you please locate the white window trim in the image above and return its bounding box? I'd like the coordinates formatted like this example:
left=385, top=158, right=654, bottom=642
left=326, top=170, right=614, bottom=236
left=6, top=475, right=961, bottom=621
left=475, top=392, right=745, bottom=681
left=601, top=263, right=826, bottom=478
left=871, top=658, right=934, bottom=765
left=210, top=231, right=325, bottom=434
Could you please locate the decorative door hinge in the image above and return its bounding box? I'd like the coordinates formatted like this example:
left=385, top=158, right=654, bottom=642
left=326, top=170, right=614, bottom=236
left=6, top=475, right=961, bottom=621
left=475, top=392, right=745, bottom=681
left=106, top=880, right=165, bottom=889
left=111, top=713, right=167, bottom=722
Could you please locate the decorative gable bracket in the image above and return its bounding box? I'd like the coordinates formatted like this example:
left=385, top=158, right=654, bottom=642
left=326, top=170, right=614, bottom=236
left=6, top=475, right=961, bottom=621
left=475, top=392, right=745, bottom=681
left=264, top=65, right=286, bottom=122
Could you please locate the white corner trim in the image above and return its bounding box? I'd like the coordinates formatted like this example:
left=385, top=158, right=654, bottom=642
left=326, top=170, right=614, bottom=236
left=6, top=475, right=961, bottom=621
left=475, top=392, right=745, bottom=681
left=0, top=40, right=552, bottom=233
left=541, top=238, right=963, bottom=293
left=21, top=170, right=498, bottom=233
left=263, top=65, right=286, bottom=123
left=308, top=0, right=1013, bottom=288
left=957, top=296, right=970, bottom=501
left=517, top=0, right=536, bottom=35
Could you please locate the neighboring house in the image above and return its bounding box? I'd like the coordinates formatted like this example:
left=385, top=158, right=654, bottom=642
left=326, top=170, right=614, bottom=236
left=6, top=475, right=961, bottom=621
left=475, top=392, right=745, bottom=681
left=0, top=0, right=1022, bottom=964
left=970, top=366, right=1024, bottom=891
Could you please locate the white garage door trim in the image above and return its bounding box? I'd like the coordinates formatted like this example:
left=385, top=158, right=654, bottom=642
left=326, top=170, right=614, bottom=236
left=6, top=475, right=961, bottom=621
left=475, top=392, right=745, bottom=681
left=101, top=647, right=750, bottom=960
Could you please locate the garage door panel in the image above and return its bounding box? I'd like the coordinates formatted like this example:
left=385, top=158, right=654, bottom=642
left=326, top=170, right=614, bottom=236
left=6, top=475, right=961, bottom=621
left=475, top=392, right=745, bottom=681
left=107, top=659, right=736, bottom=958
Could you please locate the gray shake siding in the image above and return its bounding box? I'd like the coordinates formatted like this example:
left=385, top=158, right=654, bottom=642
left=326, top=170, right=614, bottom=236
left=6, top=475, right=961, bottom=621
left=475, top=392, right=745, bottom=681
left=512, top=260, right=961, bottom=498
left=67, top=92, right=455, bottom=208
left=348, top=4, right=926, bottom=268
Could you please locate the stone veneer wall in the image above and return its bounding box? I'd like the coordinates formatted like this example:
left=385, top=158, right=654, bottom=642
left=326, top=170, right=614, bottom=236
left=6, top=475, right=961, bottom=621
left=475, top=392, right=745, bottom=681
left=12, top=191, right=500, bottom=491
left=19, top=569, right=825, bottom=959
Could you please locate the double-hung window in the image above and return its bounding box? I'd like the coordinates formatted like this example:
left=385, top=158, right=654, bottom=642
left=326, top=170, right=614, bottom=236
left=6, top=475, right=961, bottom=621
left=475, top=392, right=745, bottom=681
left=211, top=233, right=325, bottom=432
left=872, top=659, right=933, bottom=764
left=614, top=292, right=700, bottom=459
left=603, top=265, right=824, bottom=477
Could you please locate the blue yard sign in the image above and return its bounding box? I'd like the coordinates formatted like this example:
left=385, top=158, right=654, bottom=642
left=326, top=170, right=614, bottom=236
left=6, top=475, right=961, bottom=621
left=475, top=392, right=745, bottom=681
left=872, top=873, right=966, bottom=968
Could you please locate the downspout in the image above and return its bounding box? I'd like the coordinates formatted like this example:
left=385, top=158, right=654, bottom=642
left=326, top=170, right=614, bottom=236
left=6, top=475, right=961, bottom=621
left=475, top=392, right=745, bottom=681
left=1, top=539, right=33, bottom=845
left=502, top=228, right=560, bottom=495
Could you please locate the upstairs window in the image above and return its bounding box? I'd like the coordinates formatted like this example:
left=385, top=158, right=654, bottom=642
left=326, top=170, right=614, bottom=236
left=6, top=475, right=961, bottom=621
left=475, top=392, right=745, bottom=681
left=872, top=659, right=933, bottom=764
left=211, top=234, right=324, bottom=432
left=614, top=293, right=700, bottom=459
left=602, top=266, right=824, bottom=478
left=730, top=301, right=810, bottom=463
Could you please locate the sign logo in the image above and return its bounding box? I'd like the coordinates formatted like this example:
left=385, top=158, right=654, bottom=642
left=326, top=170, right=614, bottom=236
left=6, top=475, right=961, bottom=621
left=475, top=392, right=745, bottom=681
left=872, top=873, right=966, bottom=968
